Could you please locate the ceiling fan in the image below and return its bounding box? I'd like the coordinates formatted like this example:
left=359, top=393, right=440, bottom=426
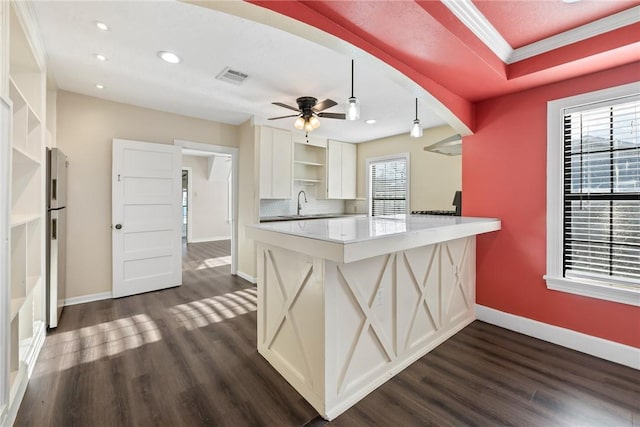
left=268, top=96, right=346, bottom=133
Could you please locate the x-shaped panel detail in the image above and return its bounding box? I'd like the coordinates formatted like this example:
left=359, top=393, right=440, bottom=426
left=443, top=239, right=471, bottom=319
left=402, top=248, right=440, bottom=353
left=336, top=255, right=396, bottom=394
left=263, top=249, right=314, bottom=387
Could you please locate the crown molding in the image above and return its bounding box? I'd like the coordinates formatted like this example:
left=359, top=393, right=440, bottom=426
left=441, top=0, right=512, bottom=63
left=509, top=5, right=640, bottom=63
left=442, top=1, right=640, bottom=65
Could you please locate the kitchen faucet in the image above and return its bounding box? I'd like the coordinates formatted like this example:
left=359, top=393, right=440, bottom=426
left=297, top=190, right=308, bottom=216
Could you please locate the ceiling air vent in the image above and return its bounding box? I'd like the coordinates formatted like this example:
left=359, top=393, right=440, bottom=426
left=216, top=67, right=248, bottom=85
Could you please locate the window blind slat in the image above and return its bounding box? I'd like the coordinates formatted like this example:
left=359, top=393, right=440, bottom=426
left=371, top=157, right=407, bottom=216
left=563, top=97, right=640, bottom=284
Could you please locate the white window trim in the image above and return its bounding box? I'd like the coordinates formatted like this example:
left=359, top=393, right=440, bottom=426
left=366, top=153, right=410, bottom=216
left=545, top=81, right=640, bottom=307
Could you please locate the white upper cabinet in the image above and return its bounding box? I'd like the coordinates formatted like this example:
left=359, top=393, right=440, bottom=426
left=259, top=126, right=292, bottom=199
left=327, top=140, right=356, bottom=199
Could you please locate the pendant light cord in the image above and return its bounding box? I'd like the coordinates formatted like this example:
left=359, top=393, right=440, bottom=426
left=351, top=60, right=355, bottom=98
left=415, top=98, right=418, bottom=120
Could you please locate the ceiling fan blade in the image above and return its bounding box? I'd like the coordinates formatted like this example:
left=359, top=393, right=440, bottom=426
left=313, top=99, right=337, bottom=112
left=318, top=112, right=346, bottom=120
left=268, top=114, right=300, bottom=120
left=272, top=102, right=300, bottom=112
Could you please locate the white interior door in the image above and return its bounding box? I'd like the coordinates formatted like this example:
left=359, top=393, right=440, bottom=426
left=112, top=139, right=182, bottom=298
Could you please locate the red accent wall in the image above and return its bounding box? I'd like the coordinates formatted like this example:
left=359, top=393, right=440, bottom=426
left=463, top=61, right=640, bottom=348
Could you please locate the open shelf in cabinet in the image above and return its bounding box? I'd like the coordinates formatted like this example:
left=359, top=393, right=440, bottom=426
left=10, top=224, right=27, bottom=313
left=18, top=293, right=34, bottom=361
left=12, top=144, right=40, bottom=168
left=294, top=178, right=323, bottom=183
left=11, top=153, right=41, bottom=217
left=294, top=160, right=324, bottom=167
left=293, top=142, right=326, bottom=188
left=10, top=213, right=40, bottom=227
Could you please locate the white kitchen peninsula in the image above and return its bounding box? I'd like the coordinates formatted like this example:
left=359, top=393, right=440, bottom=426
left=246, top=214, right=501, bottom=420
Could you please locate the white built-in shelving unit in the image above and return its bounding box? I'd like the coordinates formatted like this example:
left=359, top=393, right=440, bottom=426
left=292, top=134, right=327, bottom=198
left=2, top=1, right=47, bottom=424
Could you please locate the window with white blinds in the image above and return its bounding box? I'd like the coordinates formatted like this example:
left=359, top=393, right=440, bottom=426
left=563, top=96, right=640, bottom=286
left=368, top=154, right=409, bottom=216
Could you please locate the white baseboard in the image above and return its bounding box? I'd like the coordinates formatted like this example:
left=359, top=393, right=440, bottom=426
left=189, top=236, right=231, bottom=243
left=476, top=304, right=640, bottom=370
left=236, top=271, right=256, bottom=284
left=64, top=291, right=112, bottom=306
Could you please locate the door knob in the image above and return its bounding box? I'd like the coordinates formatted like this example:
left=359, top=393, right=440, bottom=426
left=115, top=224, right=123, bottom=230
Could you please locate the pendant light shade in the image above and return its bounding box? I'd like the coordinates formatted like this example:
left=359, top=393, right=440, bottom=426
left=410, top=98, right=423, bottom=138
left=346, top=60, right=360, bottom=121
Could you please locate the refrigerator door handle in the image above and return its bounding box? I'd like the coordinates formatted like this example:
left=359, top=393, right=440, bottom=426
left=52, top=218, right=57, bottom=240
left=52, top=178, right=57, bottom=201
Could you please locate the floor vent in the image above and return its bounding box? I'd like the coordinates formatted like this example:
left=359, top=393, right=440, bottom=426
left=216, top=67, right=249, bottom=85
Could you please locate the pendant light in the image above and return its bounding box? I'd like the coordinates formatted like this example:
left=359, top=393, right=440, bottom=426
left=346, top=60, right=360, bottom=121
left=410, top=98, right=423, bottom=138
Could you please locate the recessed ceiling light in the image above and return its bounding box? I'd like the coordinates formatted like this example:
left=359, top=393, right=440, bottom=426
left=95, top=21, right=109, bottom=31
left=95, top=84, right=104, bottom=89
left=95, top=54, right=107, bottom=61
left=158, top=51, right=181, bottom=64
left=365, top=119, right=377, bottom=124
left=562, top=0, right=581, bottom=3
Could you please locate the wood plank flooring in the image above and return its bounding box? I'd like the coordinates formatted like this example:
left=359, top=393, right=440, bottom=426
left=15, top=240, right=640, bottom=426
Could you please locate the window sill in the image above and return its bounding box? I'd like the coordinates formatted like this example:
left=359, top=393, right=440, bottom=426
left=544, top=275, right=640, bottom=307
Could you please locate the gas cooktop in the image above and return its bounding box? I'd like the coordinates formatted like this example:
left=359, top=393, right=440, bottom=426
left=411, top=210, right=458, bottom=216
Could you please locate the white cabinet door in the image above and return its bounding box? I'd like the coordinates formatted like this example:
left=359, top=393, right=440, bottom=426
left=112, top=138, right=182, bottom=298
left=327, top=140, right=342, bottom=199
left=271, top=129, right=293, bottom=199
left=259, top=128, right=273, bottom=199
left=327, top=140, right=356, bottom=199
left=259, top=127, right=292, bottom=199
left=341, top=142, right=356, bottom=199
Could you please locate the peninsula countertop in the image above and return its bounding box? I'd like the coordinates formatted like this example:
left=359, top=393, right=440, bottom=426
left=246, top=214, right=501, bottom=263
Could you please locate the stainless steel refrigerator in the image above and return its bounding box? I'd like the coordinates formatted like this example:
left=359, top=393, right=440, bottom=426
left=46, top=148, right=68, bottom=329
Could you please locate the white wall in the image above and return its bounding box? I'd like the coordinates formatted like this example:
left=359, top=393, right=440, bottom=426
left=182, top=155, right=231, bottom=242
left=237, top=120, right=259, bottom=281
left=56, top=90, right=239, bottom=299
left=356, top=125, right=462, bottom=211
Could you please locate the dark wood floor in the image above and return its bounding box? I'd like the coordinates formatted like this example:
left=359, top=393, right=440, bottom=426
left=15, top=240, right=640, bottom=426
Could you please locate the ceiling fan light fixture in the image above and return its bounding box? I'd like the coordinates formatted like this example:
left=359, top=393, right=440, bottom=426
left=309, top=115, right=320, bottom=129
left=346, top=60, right=360, bottom=121
left=303, top=119, right=315, bottom=133
left=410, top=98, right=423, bottom=138
left=294, top=116, right=305, bottom=130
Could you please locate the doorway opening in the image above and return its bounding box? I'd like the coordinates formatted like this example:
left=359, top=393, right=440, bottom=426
left=181, top=167, right=191, bottom=243
left=174, top=140, right=238, bottom=277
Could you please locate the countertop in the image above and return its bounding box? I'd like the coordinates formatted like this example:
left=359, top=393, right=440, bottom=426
left=247, top=214, right=501, bottom=263
left=259, top=213, right=363, bottom=223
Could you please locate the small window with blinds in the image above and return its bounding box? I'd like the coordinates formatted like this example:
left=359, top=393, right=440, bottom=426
left=368, top=154, right=409, bottom=216
left=563, top=96, right=640, bottom=285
